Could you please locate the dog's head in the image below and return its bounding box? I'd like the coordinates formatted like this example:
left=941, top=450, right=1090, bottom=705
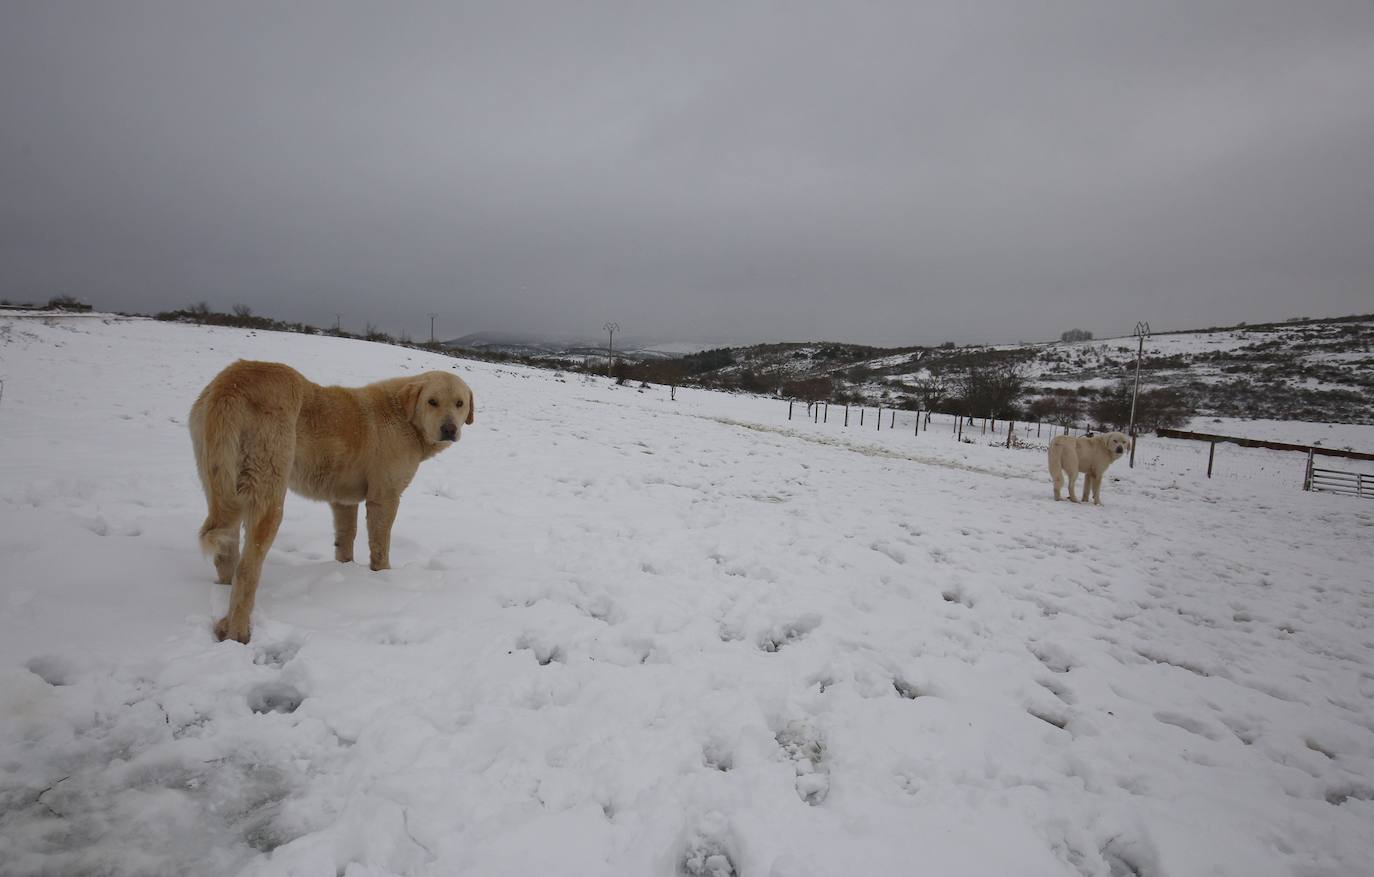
left=1098, top=431, right=1130, bottom=459
left=402, top=371, right=475, bottom=446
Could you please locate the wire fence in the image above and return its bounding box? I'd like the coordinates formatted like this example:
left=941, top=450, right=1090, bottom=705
left=784, top=399, right=1100, bottom=450
left=780, top=399, right=1374, bottom=495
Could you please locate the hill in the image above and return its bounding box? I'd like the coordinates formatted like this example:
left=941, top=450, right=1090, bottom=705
left=620, top=315, right=1374, bottom=425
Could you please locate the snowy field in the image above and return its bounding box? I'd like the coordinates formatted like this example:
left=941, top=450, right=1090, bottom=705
left=2, top=314, right=1373, bottom=877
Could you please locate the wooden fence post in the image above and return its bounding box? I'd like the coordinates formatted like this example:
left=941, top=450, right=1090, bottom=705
left=1207, top=441, right=1216, bottom=478
left=1303, top=448, right=1314, bottom=491
left=957, top=418, right=963, bottom=442
left=860, top=408, right=865, bottom=426
left=1006, top=421, right=1014, bottom=448
left=788, top=400, right=793, bottom=420
left=877, top=406, right=882, bottom=431
left=845, top=403, right=849, bottom=427
left=823, top=402, right=829, bottom=423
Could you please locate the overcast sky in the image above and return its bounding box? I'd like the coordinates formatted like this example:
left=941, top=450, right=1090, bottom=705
left=3, top=2, right=1372, bottom=345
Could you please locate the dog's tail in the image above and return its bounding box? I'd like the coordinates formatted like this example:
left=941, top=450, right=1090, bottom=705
left=1047, top=436, right=1063, bottom=482
left=189, top=387, right=244, bottom=557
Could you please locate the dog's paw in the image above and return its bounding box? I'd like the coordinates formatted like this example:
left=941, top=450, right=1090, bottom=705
left=334, top=549, right=354, bottom=563
left=214, top=616, right=251, bottom=644
left=369, top=558, right=390, bottom=572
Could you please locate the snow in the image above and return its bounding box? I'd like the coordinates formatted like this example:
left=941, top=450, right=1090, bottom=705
left=2, top=314, right=1373, bottom=877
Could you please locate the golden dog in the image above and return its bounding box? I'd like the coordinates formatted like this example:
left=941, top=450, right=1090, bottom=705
left=1048, top=431, right=1129, bottom=504
left=189, top=360, right=474, bottom=643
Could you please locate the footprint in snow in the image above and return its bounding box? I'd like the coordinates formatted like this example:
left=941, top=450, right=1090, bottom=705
left=1037, top=677, right=1076, bottom=704
left=893, top=678, right=928, bottom=700
left=1029, top=643, right=1075, bottom=674
left=25, top=653, right=89, bottom=686
left=252, top=638, right=302, bottom=668
left=701, top=740, right=734, bottom=772
left=1028, top=708, right=1069, bottom=731
left=775, top=720, right=829, bottom=806
left=1152, top=710, right=1223, bottom=741
left=247, top=681, right=305, bottom=715
left=1325, top=783, right=1374, bottom=805
left=678, top=812, right=738, bottom=877
left=757, top=615, right=822, bottom=653
left=941, top=588, right=974, bottom=608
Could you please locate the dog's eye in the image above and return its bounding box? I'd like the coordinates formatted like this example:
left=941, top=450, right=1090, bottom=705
left=428, top=398, right=438, bottom=407
left=455, top=400, right=464, bottom=408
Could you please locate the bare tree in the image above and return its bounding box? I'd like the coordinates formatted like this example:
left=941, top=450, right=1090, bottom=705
left=954, top=362, right=1025, bottom=419
left=642, top=360, right=686, bottom=398
left=782, top=377, right=834, bottom=403
left=913, top=372, right=949, bottom=412
left=1093, top=377, right=1191, bottom=432
left=1028, top=393, right=1081, bottom=427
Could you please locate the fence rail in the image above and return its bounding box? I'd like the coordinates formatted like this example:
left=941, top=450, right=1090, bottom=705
left=1155, top=428, right=1374, bottom=462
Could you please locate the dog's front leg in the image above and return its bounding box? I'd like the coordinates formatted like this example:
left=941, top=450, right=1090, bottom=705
left=332, top=503, right=358, bottom=562
left=365, top=494, right=400, bottom=571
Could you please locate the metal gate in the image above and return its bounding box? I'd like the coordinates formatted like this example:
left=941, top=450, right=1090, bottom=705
left=1306, top=454, right=1372, bottom=499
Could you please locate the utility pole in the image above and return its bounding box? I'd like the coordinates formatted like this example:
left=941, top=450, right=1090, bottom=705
left=1128, top=321, right=1150, bottom=468
left=603, top=321, right=620, bottom=377
left=427, top=313, right=438, bottom=344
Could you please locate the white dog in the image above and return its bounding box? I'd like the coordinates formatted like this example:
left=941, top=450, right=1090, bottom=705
left=1048, top=431, right=1129, bottom=504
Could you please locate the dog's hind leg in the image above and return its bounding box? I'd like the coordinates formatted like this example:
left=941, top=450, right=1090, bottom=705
left=201, top=512, right=242, bottom=584
left=215, top=434, right=291, bottom=644
left=1048, top=446, right=1063, bottom=500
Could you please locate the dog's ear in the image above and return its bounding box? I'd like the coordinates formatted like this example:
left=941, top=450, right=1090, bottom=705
left=465, top=387, right=475, bottom=425
left=400, top=379, right=425, bottom=420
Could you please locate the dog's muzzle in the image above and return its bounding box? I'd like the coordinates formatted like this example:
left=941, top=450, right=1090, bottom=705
left=439, top=423, right=458, bottom=442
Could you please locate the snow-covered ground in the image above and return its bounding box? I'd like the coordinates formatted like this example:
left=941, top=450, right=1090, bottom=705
left=2, top=314, right=1373, bottom=877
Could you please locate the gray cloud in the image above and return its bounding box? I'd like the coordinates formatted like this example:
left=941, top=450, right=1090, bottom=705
left=3, top=1, right=1372, bottom=345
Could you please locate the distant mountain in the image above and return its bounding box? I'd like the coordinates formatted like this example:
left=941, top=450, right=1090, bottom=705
left=442, top=331, right=722, bottom=361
